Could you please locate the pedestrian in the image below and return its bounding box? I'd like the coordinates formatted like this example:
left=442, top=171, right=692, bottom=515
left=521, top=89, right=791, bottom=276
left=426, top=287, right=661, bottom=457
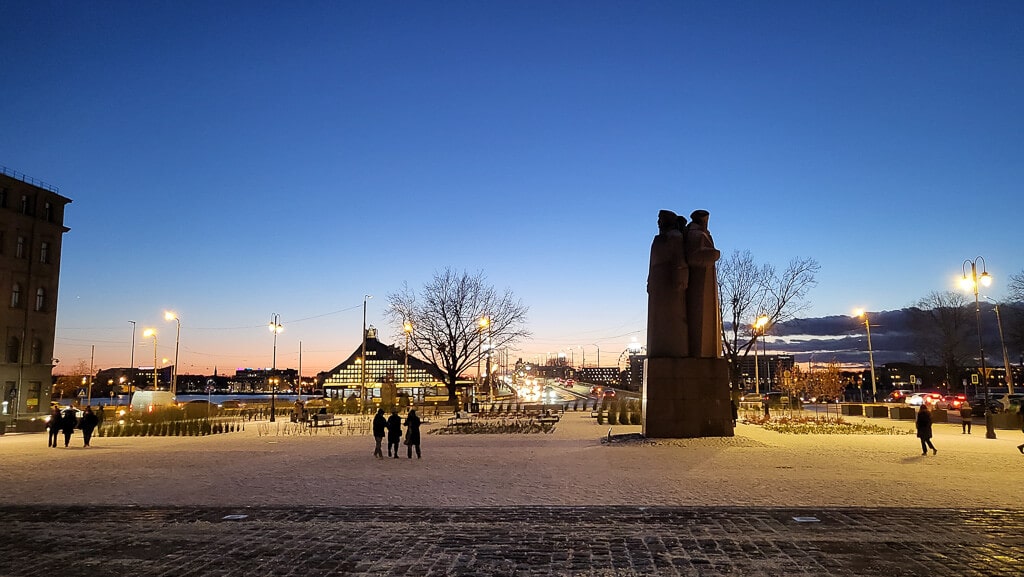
left=79, top=406, right=99, bottom=447
left=916, top=403, right=936, bottom=456
left=960, top=400, right=972, bottom=434
left=386, top=409, right=402, bottom=459
left=1016, top=403, right=1023, bottom=455
left=404, top=409, right=422, bottom=459
left=372, top=408, right=387, bottom=459
left=762, top=397, right=770, bottom=419
left=46, top=406, right=62, bottom=448
left=730, top=398, right=738, bottom=427
left=60, top=406, right=78, bottom=447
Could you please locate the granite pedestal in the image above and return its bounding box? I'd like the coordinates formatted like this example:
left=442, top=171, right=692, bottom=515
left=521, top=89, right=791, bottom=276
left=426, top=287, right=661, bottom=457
left=642, top=357, right=734, bottom=438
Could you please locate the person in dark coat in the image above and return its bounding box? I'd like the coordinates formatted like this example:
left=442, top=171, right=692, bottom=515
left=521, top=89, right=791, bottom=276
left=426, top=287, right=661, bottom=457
left=79, top=406, right=99, bottom=447
left=959, top=400, right=972, bottom=434
left=372, top=408, right=387, bottom=459
left=386, top=409, right=402, bottom=459
left=60, top=406, right=78, bottom=447
left=916, top=403, right=936, bottom=456
left=46, top=406, right=62, bottom=447
left=404, top=409, right=422, bottom=459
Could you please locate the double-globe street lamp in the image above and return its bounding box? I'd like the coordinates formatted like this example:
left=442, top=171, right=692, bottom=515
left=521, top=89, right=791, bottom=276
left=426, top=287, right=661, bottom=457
left=960, top=256, right=996, bottom=439
left=854, top=309, right=878, bottom=401
left=268, top=313, right=283, bottom=422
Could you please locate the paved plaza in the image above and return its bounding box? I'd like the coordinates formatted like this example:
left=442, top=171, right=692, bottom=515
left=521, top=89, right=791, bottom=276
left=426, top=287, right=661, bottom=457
left=2, top=410, right=1023, bottom=575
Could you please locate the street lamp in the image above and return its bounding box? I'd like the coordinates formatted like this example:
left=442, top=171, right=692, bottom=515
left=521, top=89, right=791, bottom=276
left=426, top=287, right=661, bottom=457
left=164, top=311, right=180, bottom=394
left=403, top=320, right=413, bottom=385
left=752, top=316, right=768, bottom=395
left=361, top=295, right=372, bottom=408
left=589, top=344, right=601, bottom=368
left=477, top=316, right=490, bottom=407
left=143, top=329, right=158, bottom=390
left=128, top=321, right=136, bottom=408
left=985, top=297, right=1015, bottom=395
left=268, top=313, right=283, bottom=422
left=961, top=256, right=995, bottom=439
left=854, top=309, right=878, bottom=401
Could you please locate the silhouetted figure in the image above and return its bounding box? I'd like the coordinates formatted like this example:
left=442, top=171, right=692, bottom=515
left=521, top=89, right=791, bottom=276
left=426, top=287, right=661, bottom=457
left=386, top=409, right=402, bottom=459
left=960, top=401, right=972, bottom=434
left=916, top=404, right=936, bottom=456
left=60, top=406, right=78, bottom=447
left=404, top=409, right=422, bottom=459
left=80, top=406, right=99, bottom=447
left=372, top=408, right=387, bottom=459
left=46, top=406, right=62, bottom=448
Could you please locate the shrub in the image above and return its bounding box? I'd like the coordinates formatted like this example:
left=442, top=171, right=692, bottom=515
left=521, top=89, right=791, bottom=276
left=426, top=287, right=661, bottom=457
left=618, top=400, right=628, bottom=425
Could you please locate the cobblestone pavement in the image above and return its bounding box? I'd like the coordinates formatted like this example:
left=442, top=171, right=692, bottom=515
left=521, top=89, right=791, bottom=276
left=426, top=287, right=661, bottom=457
left=2, top=506, right=1022, bottom=576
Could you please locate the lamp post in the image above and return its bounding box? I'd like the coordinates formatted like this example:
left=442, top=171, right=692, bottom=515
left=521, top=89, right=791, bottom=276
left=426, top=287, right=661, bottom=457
left=477, top=316, right=490, bottom=408
left=128, top=321, right=136, bottom=409
left=590, top=344, right=600, bottom=368
left=403, top=320, right=413, bottom=385
left=143, top=329, right=157, bottom=390
left=268, top=313, right=283, bottom=422
left=985, top=297, right=1014, bottom=395
left=361, top=295, right=372, bottom=408
left=753, top=316, right=768, bottom=395
left=961, top=256, right=995, bottom=439
left=854, top=309, right=878, bottom=401
left=164, top=311, right=180, bottom=394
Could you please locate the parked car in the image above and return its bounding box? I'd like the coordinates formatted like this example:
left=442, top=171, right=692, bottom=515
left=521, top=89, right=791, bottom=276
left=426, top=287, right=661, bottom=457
left=906, top=392, right=941, bottom=407
left=995, top=393, right=1024, bottom=413
left=762, top=392, right=791, bottom=408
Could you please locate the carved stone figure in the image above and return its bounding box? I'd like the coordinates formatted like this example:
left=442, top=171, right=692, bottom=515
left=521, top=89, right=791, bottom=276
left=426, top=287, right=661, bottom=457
left=646, top=210, right=688, bottom=357
left=685, top=209, right=722, bottom=358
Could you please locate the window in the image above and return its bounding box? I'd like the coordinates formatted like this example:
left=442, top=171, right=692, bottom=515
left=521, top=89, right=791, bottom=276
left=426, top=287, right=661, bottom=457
left=11, top=283, right=20, bottom=308
left=31, top=339, right=42, bottom=364
left=20, top=195, right=28, bottom=214
left=7, top=336, right=20, bottom=363
left=35, top=287, right=45, bottom=311
left=0, top=187, right=6, bottom=208
left=39, top=242, right=49, bottom=264
left=16, top=236, right=25, bottom=259
left=44, top=202, right=53, bottom=222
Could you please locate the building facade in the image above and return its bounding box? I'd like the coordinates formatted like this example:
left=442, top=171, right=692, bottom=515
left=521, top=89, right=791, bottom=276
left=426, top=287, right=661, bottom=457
left=318, top=327, right=450, bottom=404
left=0, top=169, right=71, bottom=420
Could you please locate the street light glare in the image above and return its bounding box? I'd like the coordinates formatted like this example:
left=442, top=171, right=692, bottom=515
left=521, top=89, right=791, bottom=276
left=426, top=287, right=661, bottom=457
left=854, top=308, right=865, bottom=318
left=143, top=328, right=156, bottom=337
left=164, top=311, right=177, bottom=321
left=980, top=272, right=993, bottom=287
left=403, top=321, right=413, bottom=333
left=754, top=315, right=769, bottom=329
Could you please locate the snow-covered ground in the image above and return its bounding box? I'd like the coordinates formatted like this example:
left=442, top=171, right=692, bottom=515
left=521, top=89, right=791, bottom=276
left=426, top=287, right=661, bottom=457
left=2, top=411, right=1021, bottom=508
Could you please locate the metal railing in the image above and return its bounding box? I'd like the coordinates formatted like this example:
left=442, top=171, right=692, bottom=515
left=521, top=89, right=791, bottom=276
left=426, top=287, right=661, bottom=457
left=0, top=165, right=60, bottom=193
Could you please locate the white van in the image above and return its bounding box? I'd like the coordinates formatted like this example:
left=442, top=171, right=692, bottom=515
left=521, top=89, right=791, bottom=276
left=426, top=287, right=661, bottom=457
left=130, top=391, right=177, bottom=413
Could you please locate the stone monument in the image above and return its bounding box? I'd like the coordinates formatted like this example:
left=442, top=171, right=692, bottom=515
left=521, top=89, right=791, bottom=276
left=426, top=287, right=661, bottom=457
left=643, top=209, right=733, bottom=438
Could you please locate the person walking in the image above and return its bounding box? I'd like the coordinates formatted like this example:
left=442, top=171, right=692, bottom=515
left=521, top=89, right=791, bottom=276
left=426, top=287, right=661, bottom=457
left=386, top=409, right=402, bottom=459
left=60, top=406, right=78, bottom=447
left=79, top=406, right=99, bottom=447
left=960, top=400, right=972, bottom=434
left=46, top=406, right=62, bottom=448
left=1016, top=403, right=1023, bottom=455
left=404, top=409, right=422, bottom=459
left=372, top=408, right=387, bottom=459
left=916, top=403, right=936, bottom=456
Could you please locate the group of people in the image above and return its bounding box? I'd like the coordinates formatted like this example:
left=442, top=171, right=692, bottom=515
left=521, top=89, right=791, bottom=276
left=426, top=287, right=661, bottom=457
left=46, top=405, right=100, bottom=448
left=372, top=408, right=422, bottom=459
left=916, top=400, right=1024, bottom=456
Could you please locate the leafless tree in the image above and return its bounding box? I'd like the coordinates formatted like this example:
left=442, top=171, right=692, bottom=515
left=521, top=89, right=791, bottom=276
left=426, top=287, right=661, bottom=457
left=718, top=250, right=820, bottom=389
left=906, top=291, right=973, bottom=391
left=386, top=268, right=530, bottom=405
left=1002, top=270, right=1024, bottom=362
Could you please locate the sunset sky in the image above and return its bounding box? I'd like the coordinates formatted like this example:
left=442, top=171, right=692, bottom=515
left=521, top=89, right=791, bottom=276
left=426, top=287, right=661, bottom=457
left=2, top=1, right=1021, bottom=376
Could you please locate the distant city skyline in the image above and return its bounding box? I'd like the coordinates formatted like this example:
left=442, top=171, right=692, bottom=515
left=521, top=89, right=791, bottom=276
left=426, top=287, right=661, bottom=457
left=3, top=2, right=1021, bottom=375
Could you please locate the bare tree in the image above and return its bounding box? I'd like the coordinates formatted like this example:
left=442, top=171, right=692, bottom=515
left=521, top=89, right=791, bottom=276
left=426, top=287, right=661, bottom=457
left=386, top=268, right=530, bottom=405
left=719, top=250, right=820, bottom=389
left=906, top=291, right=973, bottom=391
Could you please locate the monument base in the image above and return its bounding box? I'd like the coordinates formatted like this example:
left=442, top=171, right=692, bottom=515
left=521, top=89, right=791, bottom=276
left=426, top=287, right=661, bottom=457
left=642, top=357, right=734, bottom=438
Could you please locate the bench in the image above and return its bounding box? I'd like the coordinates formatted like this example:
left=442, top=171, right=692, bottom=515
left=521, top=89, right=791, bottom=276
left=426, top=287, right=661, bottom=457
left=447, top=416, right=474, bottom=427
left=536, top=415, right=560, bottom=425
left=310, top=413, right=340, bottom=427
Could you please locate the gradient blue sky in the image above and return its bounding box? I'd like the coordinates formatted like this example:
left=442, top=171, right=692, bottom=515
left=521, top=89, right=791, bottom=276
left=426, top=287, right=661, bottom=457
left=3, top=1, right=1021, bottom=375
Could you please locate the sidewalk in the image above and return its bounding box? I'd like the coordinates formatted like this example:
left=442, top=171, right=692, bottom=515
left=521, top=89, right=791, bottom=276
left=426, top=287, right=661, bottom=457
left=2, top=411, right=1022, bottom=575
